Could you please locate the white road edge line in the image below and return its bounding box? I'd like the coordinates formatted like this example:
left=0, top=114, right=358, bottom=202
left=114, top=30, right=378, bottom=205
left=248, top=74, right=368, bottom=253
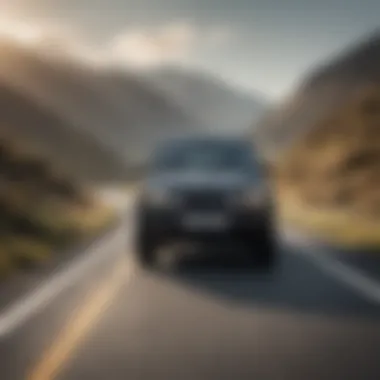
left=0, top=192, right=135, bottom=338
left=295, top=246, right=380, bottom=305
left=0, top=220, right=129, bottom=338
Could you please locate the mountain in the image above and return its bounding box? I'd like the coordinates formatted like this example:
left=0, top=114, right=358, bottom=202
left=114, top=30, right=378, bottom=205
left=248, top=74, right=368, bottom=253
left=0, top=78, right=128, bottom=183
left=0, top=39, right=196, bottom=170
left=141, top=66, right=267, bottom=134
left=0, top=38, right=267, bottom=182
left=255, top=30, right=380, bottom=242
left=254, top=30, right=380, bottom=161
left=0, top=135, right=115, bottom=278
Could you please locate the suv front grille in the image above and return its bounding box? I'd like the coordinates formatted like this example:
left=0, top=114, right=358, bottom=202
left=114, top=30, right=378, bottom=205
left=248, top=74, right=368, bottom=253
left=181, top=190, right=228, bottom=211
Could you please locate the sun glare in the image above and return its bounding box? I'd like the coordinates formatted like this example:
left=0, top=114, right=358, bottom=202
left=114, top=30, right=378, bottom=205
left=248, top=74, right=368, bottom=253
left=0, top=17, right=106, bottom=67
left=0, top=18, right=43, bottom=45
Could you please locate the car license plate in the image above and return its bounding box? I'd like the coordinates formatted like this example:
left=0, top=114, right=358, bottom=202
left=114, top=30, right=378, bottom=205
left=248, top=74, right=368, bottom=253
left=182, top=213, right=229, bottom=230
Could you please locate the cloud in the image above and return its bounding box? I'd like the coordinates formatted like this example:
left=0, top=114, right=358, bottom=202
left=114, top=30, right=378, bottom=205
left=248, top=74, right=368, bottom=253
left=0, top=18, right=74, bottom=52
left=0, top=18, right=232, bottom=68
left=0, top=17, right=105, bottom=65
left=207, top=27, right=233, bottom=45
left=107, top=21, right=232, bottom=68
left=0, top=18, right=45, bottom=44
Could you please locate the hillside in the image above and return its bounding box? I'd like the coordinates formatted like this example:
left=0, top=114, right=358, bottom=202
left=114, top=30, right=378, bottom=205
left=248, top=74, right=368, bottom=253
left=0, top=136, right=114, bottom=278
left=142, top=66, right=266, bottom=134
left=0, top=39, right=196, bottom=167
left=255, top=31, right=380, bottom=246
left=0, top=39, right=266, bottom=171
left=0, top=80, right=129, bottom=183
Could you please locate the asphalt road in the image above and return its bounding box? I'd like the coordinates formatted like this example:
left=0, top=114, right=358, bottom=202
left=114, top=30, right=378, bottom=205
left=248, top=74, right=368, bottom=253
left=1, top=214, right=380, bottom=380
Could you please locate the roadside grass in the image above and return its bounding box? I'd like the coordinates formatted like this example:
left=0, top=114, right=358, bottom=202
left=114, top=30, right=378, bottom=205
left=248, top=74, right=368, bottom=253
left=0, top=204, right=116, bottom=280
left=271, top=85, right=380, bottom=250
left=0, top=201, right=117, bottom=279
left=0, top=245, right=13, bottom=279
left=3, top=236, right=53, bottom=269
left=44, top=200, right=118, bottom=236
left=0, top=137, right=118, bottom=281
left=278, top=192, right=380, bottom=249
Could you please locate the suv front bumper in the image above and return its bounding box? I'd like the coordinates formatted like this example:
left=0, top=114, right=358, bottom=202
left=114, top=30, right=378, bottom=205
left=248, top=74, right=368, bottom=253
left=137, top=204, right=271, bottom=242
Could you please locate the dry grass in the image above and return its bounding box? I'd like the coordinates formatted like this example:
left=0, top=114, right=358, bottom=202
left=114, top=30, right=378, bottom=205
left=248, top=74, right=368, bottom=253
left=0, top=202, right=116, bottom=280
left=3, top=236, right=53, bottom=268
left=0, top=246, right=13, bottom=279
left=62, top=203, right=116, bottom=234
left=278, top=191, right=380, bottom=249
left=272, top=85, right=380, bottom=250
left=0, top=136, right=117, bottom=280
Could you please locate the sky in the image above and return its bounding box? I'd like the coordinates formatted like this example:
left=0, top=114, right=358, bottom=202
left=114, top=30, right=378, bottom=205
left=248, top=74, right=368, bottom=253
left=2, top=0, right=380, bottom=99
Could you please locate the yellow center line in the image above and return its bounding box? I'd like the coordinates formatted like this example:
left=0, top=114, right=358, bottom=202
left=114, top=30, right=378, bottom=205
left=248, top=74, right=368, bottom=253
left=28, top=258, right=132, bottom=380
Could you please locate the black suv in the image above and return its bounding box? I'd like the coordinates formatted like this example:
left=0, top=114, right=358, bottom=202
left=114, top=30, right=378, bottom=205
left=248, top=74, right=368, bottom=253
left=135, top=135, right=275, bottom=268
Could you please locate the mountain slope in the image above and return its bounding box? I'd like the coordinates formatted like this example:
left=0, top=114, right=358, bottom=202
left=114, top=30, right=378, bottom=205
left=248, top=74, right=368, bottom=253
left=0, top=38, right=266, bottom=180
left=254, top=30, right=380, bottom=160
left=0, top=79, right=128, bottom=183
left=142, top=66, right=266, bottom=134
left=0, top=136, right=114, bottom=278
left=0, top=40, right=195, bottom=165
left=256, top=30, right=380, bottom=246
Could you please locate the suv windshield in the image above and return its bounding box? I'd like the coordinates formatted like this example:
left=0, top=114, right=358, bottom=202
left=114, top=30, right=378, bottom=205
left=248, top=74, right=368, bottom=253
left=154, top=138, right=255, bottom=172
